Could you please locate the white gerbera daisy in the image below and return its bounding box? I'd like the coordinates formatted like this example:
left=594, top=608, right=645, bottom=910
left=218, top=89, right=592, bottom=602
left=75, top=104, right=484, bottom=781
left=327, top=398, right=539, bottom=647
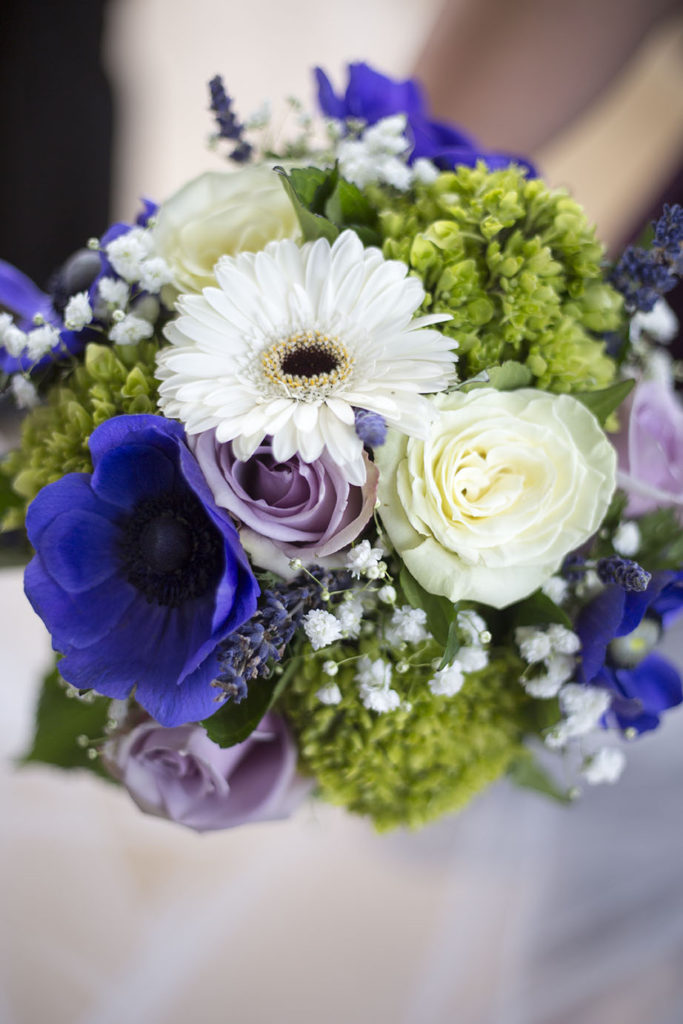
left=156, top=230, right=456, bottom=483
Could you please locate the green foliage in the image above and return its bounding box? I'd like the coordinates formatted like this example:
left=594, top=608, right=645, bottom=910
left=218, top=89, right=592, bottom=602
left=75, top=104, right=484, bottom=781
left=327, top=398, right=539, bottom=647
left=2, top=340, right=160, bottom=528
left=23, top=664, right=111, bottom=779
left=372, top=163, right=623, bottom=393
left=574, top=378, right=635, bottom=425
left=202, top=659, right=298, bottom=748
left=276, top=165, right=381, bottom=246
left=282, top=642, right=540, bottom=830
left=508, top=589, right=573, bottom=630
left=507, top=750, right=572, bottom=804
left=635, top=507, right=683, bottom=570
left=399, top=565, right=457, bottom=646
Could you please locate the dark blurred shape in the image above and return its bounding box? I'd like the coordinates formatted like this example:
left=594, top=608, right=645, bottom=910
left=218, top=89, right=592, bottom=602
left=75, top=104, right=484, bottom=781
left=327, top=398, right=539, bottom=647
left=0, top=0, right=113, bottom=290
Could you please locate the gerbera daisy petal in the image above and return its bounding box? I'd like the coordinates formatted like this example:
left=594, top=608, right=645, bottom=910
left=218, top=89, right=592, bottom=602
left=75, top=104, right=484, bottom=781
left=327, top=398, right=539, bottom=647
left=157, top=230, right=457, bottom=481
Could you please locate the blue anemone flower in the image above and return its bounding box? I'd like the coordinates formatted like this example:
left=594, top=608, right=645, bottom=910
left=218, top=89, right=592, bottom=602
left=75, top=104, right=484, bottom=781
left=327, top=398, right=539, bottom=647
left=315, top=62, right=536, bottom=176
left=576, top=571, right=683, bottom=734
left=24, top=414, right=260, bottom=727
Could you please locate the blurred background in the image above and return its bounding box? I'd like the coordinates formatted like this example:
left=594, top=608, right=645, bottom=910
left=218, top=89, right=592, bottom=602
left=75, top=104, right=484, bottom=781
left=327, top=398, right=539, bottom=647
left=1, top=1, right=683, bottom=1022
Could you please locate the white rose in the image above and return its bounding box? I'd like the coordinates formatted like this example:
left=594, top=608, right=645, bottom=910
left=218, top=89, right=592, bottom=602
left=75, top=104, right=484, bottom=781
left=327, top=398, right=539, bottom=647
left=376, top=388, right=616, bottom=608
left=152, top=166, right=300, bottom=293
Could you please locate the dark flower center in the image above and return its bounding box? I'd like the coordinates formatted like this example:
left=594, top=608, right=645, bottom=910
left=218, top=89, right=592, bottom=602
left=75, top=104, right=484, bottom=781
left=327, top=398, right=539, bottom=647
left=120, top=491, right=222, bottom=607
left=280, top=344, right=340, bottom=378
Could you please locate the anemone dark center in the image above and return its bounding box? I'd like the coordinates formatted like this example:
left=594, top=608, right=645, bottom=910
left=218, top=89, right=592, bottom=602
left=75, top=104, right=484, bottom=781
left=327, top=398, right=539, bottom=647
left=280, top=344, right=340, bottom=378
left=120, top=492, right=222, bottom=607
left=139, top=514, right=193, bottom=574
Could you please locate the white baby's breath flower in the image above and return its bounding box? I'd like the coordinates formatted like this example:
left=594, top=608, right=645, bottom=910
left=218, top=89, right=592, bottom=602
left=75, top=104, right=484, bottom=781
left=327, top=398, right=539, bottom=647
left=355, top=655, right=401, bottom=713
left=98, top=276, right=130, bottom=308
left=377, top=584, right=397, bottom=604
left=412, top=158, right=440, bottom=184
left=303, top=609, right=343, bottom=650
left=316, top=682, right=342, bottom=705
left=613, top=521, right=641, bottom=557
left=2, top=323, right=28, bottom=357
left=26, top=324, right=60, bottom=361
left=541, top=575, right=570, bottom=605
left=139, top=257, right=174, bottom=294
left=109, top=314, right=154, bottom=346
left=457, top=609, right=488, bottom=646
left=545, top=684, right=611, bottom=748
left=429, top=662, right=465, bottom=697
left=629, top=297, right=678, bottom=345
left=10, top=375, right=38, bottom=409
left=523, top=653, right=575, bottom=698
left=0, top=312, right=14, bottom=344
left=547, top=624, right=581, bottom=656
left=335, top=595, right=364, bottom=638
left=106, top=228, right=154, bottom=282
left=582, top=747, right=626, bottom=785
left=515, top=627, right=553, bottom=664
left=387, top=605, right=429, bottom=645
left=64, top=291, right=93, bottom=331
left=346, top=540, right=384, bottom=578
left=157, top=230, right=455, bottom=484
left=455, top=645, right=489, bottom=673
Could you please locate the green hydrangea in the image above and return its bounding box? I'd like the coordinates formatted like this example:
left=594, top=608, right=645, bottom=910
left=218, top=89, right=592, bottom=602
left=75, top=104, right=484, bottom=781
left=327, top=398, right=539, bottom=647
left=282, top=640, right=539, bottom=831
left=372, top=164, right=623, bottom=392
left=3, top=341, right=159, bottom=528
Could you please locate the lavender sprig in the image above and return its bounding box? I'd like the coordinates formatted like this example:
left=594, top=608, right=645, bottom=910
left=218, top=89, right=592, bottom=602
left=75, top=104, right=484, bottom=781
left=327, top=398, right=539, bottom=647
left=610, top=204, right=683, bottom=312
left=208, top=75, right=253, bottom=164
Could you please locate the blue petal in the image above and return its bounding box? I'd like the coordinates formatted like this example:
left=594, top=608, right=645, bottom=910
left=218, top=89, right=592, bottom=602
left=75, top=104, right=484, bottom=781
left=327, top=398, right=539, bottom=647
left=139, top=650, right=223, bottom=727
left=25, top=557, right=137, bottom=649
left=91, top=443, right=178, bottom=510
left=619, top=571, right=675, bottom=635
left=615, top=653, right=683, bottom=714
left=25, top=474, right=118, bottom=548
left=88, top=413, right=185, bottom=467
left=576, top=586, right=626, bottom=682
left=345, top=62, right=424, bottom=123
left=39, top=509, right=119, bottom=593
left=314, top=67, right=346, bottom=119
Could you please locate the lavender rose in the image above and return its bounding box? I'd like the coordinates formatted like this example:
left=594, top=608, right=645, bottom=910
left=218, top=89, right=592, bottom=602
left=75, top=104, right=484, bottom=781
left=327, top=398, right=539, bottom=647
left=191, top=432, right=379, bottom=574
left=613, top=371, right=683, bottom=518
left=104, top=713, right=310, bottom=832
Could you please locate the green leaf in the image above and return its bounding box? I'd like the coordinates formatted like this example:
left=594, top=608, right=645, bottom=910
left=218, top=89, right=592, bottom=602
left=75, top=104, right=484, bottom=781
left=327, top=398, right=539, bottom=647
left=275, top=167, right=340, bottom=244
left=574, top=378, right=635, bottom=425
left=507, top=752, right=573, bottom=804
left=23, top=664, right=111, bottom=778
left=202, top=658, right=298, bottom=749
left=486, top=360, right=533, bottom=390
left=399, top=566, right=456, bottom=647
left=510, top=589, right=572, bottom=630
left=438, top=616, right=461, bottom=670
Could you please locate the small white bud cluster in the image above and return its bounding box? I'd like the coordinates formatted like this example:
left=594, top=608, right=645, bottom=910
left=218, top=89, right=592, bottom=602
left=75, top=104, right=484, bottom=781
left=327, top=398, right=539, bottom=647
left=612, top=521, right=641, bottom=557
left=345, top=539, right=385, bottom=579
left=63, top=291, right=93, bottom=331
left=386, top=605, right=429, bottom=645
left=426, top=608, right=490, bottom=698
left=302, top=609, right=343, bottom=651
left=355, top=656, right=402, bottom=713
left=545, top=684, right=612, bottom=749
left=335, top=114, right=439, bottom=193
left=516, top=624, right=581, bottom=699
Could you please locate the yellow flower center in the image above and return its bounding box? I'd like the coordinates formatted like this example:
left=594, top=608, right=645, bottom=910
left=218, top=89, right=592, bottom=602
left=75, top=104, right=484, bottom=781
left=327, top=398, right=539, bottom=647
left=261, top=331, right=353, bottom=399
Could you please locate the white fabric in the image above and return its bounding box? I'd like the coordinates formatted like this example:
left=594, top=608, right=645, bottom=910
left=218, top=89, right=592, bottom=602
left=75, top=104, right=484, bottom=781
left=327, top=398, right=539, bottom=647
left=2, top=566, right=683, bottom=1024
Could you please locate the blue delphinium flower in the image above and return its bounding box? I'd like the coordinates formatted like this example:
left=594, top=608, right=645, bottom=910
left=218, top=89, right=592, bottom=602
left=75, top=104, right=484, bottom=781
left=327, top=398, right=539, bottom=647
left=315, top=61, right=536, bottom=176
left=24, top=414, right=260, bottom=727
left=576, top=570, right=683, bottom=733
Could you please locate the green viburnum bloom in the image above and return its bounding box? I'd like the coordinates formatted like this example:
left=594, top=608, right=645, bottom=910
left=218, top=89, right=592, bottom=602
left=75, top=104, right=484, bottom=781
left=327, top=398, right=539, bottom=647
left=370, top=163, right=623, bottom=392
left=2, top=341, right=159, bottom=528
left=282, top=639, right=544, bottom=830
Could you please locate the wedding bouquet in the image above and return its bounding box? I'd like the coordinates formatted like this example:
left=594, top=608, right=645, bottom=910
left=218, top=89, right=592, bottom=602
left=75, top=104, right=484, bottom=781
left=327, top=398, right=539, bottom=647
left=2, top=63, right=682, bottom=832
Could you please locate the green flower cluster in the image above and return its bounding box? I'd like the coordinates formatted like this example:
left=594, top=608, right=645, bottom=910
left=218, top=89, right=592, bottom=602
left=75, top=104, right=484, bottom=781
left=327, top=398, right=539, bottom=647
left=282, top=641, right=537, bottom=831
left=372, top=163, right=623, bottom=392
left=3, top=341, right=159, bottom=528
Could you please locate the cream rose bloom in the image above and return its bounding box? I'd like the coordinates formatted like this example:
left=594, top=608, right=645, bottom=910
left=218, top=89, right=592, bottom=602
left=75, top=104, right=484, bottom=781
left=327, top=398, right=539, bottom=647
left=152, top=166, right=300, bottom=293
left=376, top=388, right=616, bottom=608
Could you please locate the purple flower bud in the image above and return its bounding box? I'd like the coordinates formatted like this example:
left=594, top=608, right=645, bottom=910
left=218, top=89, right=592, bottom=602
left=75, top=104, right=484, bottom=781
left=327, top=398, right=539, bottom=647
left=353, top=407, right=387, bottom=447
left=103, top=713, right=310, bottom=832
